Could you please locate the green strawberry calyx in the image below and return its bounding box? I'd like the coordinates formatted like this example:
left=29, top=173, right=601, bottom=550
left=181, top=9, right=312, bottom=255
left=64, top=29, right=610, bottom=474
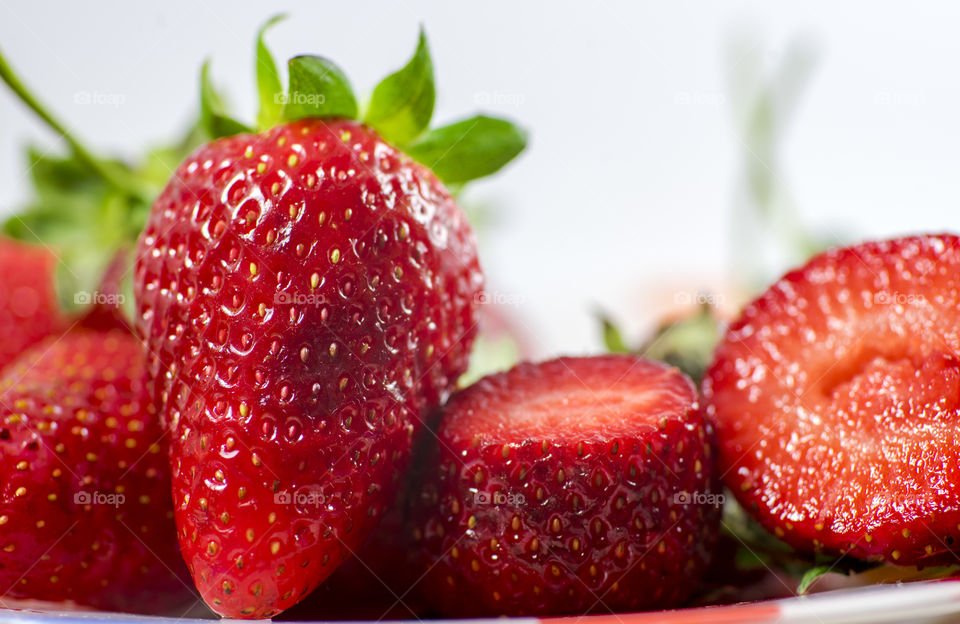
left=202, top=17, right=527, bottom=187
left=0, top=45, right=204, bottom=315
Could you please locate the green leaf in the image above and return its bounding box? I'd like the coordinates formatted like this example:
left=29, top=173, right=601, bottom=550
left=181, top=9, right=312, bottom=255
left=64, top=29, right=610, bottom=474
left=200, top=60, right=252, bottom=139
left=797, top=564, right=832, bottom=595
left=255, top=14, right=286, bottom=129
left=596, top=310, right=631, bottom=354
left=365, top=27, right=435, bottom=145
left=283, top=56, right=358, bottom=121
left=404, top=115, right=526, bottom=185
left=26, top=147, right=93, bottom=193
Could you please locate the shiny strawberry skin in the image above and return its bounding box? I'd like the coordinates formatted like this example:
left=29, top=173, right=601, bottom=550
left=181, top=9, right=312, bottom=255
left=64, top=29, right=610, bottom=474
left=0, top=238, right=63, bottom=371
left=0, top=329, right=190, bottom=612
left=281, top=506, right=424, bottom=621
left=412, top=355, right=720, bottom=617
left=703, top=234, right=960, bottom=565
left=134, top=119, right=482, bottom=618
left=286, top=426, right=441, bottom=621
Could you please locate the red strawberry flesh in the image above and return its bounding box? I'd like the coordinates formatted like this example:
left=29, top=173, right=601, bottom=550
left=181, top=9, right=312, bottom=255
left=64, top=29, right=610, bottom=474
left=704, top=233, right=960, bottom=565
left=446, top=358, right=699, bottom=440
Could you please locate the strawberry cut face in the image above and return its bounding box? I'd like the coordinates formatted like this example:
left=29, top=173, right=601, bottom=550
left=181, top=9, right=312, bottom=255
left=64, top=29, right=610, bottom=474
left=134, top=118, right=482, bottom=618
left=704, top=234, right=960, bottom=565
left=446, top=357, right=700, bottom=441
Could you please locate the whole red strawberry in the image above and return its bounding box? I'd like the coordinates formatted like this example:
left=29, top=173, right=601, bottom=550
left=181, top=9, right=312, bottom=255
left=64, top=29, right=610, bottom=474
left=411, top=355, right=720, bottom=617
left=704, top=234, right=960, bottom=565
left=0, top=238, right=63, bottom=371
left=0, top=329, right=190, bottom=612
left=134, top=25, right=524, bottom=618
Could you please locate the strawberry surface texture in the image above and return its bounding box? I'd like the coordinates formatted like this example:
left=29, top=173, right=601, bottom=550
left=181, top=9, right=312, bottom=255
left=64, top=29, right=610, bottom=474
left=134, top=118, right=482, bottom=617
left=412, top=355, right=720, bottom=616
left=0, top=329, right=190, bottom=612
left=704, top=233, right=960, bottom=565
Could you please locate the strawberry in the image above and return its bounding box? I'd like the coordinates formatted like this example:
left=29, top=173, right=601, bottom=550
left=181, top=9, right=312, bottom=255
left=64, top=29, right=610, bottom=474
left=703, top=233, right=960, bottom=566
left=133, top=24, right=524, bottom=618
left=0, top=238, right=63, bottom=371
left=280, top=507, right=424, bottom=621
left=0, top=328, right=190, bottom=613
left=283, top=423, right=442, bottom=621
left=411, top=355, right=720, bottom=617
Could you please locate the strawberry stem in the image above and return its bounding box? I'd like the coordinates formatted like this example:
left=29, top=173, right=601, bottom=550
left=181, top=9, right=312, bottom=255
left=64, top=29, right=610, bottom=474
left=0, top=46, right=151, bottom=204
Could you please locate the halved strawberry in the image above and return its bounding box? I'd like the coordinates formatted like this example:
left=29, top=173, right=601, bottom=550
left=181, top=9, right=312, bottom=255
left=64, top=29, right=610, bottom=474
left=0, top=329, right=191, bottom=612
left=704, top=233, right=960, bottom=565
left=412, top=355, right=720, bottom=616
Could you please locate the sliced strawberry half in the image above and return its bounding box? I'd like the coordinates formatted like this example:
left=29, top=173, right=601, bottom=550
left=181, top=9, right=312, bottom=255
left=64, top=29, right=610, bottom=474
left=412, top=355, right=720, bottom=617
left=704, top=233, right=960, bottom=565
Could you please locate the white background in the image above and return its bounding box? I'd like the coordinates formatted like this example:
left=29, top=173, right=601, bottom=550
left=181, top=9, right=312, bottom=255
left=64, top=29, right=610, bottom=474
left=1, top=1, right=959, bottom=357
